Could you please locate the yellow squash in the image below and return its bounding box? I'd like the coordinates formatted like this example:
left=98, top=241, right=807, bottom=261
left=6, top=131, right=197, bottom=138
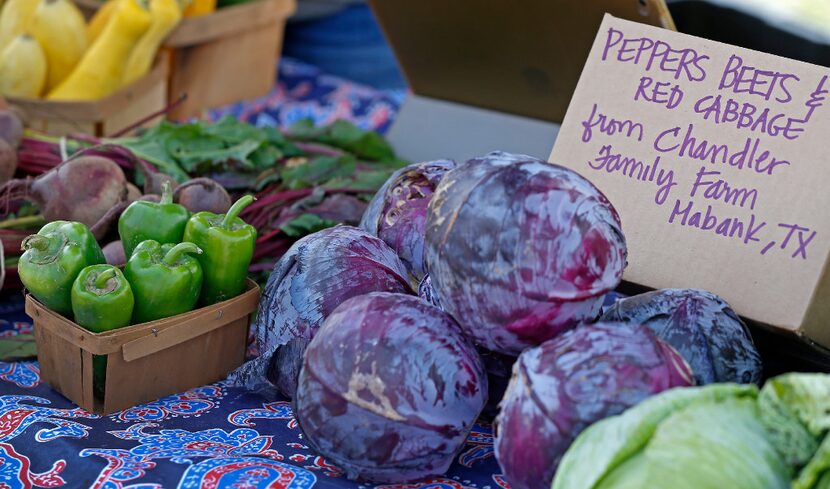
left=48, top=0, right=152, bottom=101
left=0, top=0, right=40, bottom=52
left=182, top=0, right=215, bottom=17
left=123, top=0, right=181, bottom=86
left=86, top=0, right=122, bottom=44
left=0, top=34, right=47, bottom=98
left=30, top=0, right=89, bottom=91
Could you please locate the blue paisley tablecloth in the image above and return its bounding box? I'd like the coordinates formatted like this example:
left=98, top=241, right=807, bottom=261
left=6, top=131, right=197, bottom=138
left=209, top=57, right=406, bottom=133
left=0, top=60, right=510, bottom=489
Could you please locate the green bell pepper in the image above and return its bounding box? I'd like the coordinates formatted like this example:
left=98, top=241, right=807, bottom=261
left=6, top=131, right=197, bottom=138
left=183, top=195, right=256, bottom=305
left=71, top=265, right=134, bottom=399
left=124, top=240, right=203, bottom=324
left=19, top=221, right=106, bottom=316
left=71, top=265, right=134, bottom=332
left=118, top=181, right=190, bottom=259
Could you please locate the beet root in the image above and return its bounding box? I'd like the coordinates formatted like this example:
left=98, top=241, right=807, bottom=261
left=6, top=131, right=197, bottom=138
left=0, top=155, right=128, bottom=228
left=103, top=240, right=127, bottom=266
left=126, top=183, right=142, bottom=202
left=173, top=177, right=232, bottom=214
left=0, top=110, right=23, bottom=149
left=0, top=140, right=17, bottom=185
left=143, top=172, right=178, bottom=196
left=89, top=201, right=130, bottom=241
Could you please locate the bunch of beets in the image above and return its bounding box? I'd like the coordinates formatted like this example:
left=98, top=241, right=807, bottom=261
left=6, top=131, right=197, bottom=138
left=230, top=151, right=763, bottom=487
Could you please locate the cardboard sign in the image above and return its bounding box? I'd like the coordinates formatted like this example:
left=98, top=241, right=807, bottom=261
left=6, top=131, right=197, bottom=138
left=550, top=15, right=830, bottom=346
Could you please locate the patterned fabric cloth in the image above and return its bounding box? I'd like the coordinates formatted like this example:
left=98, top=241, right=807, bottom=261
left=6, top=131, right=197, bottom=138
left=208, top=57, right=406, bottom=134
left=0, top=61, right=509, bottom=489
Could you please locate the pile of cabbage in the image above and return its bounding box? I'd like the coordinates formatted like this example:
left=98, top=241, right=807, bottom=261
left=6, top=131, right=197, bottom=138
left=230, top=151, right=775, bottom=486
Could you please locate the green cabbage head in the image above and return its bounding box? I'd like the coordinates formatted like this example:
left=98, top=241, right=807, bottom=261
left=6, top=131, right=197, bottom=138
left=552, top=384, right=788, bottom=489
left=759, top=374, right=830, bottom=489
left=553, top=375, right=830, bottom=489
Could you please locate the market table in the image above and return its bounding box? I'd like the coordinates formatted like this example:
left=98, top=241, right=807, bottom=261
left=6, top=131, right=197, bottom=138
left=0, top=59, right=509, bottom=489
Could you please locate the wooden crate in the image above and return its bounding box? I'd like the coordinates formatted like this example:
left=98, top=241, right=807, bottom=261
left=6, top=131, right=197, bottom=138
left=27, top=279, right=260, bottom=414
left=7, top=53, right=169, bottom=137
left=163, top=0, right=296, bottom=119
left=77, top=0, right=296, bottom=120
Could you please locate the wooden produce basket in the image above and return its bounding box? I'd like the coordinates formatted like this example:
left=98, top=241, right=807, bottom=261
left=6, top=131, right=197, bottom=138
left=162, top=0, right=296, bottom=119
left=26, top=279, right=260, bottom=414
left=7, top=53, right=170, bottom=137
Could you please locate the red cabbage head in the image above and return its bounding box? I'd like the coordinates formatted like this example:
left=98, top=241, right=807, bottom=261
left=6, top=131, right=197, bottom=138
left=294, top=292, right=487, bottom=483
left=417, top=273, right=442, bottom=310
left=494, top=322, right=694, bottom=489
left=228, top=226, right=412, bottom=399
left=601, top=288, right=763, bottom=385
left=361, top=159, right=456, bottom=282
left=425, top=151, right=627, bottom=355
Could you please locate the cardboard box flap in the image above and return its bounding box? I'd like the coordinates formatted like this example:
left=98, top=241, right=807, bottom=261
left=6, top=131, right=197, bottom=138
left=121, top=285, right=259, bottom=361
left=368, top=0, right=674, bottom=123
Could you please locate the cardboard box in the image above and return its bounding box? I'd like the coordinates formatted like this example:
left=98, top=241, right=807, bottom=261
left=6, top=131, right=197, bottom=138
left=163, top=0, right=296, bottom=120
left=549, top=15, right=830, bottom=350
left=368, top=0, right=674, bottom=163
left=27, top=279, right=260, bottom=414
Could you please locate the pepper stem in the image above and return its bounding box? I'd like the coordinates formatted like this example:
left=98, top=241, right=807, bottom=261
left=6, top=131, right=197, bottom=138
left=95, top=268, right=118, bottom=289
left=221, top=195, right=255, bottom=229
left=162, top=242, right=202, bottom=266
left=21, top=235, right=49, bottom=252
left=160, top=180, right=173, bottom=205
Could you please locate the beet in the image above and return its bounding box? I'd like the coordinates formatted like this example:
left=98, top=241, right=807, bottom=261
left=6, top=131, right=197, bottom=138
left=0, top=140, right=17, bottom=185
left=494, top=322, right=694, bottom=489
left=304, top=194, right=367, bottom=225
left=143, top=172, right=178, bottom=196
left=126, top=183, right=142, bottom=202
left=294, top=292, right=487, bottom=482
left=228, top=226, right=412, bottom=399
left=103, top=240, right=127, bottom=266
left=600, top=288, right=763, bottom=385
left=139, top=194, right=161, bottom=203
left=425, top=151, right=627, bottom=355
left=173, top=177, right=232, bottom=214
left=89, top=201, right=131, bottom=242
left=360, top=159, right=456, bottom=281
left=0, top=110, right=23, bottom=149
left=0, top=155, right=128, bottom=228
